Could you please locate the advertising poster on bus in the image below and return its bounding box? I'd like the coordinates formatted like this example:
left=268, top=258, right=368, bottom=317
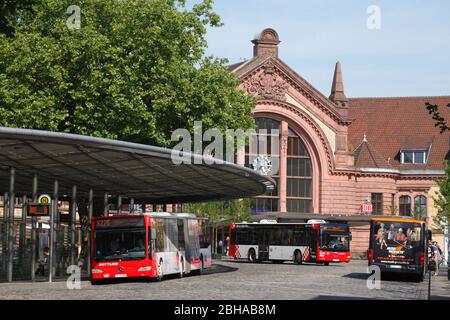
left=371, top=219, right=425, bottom=273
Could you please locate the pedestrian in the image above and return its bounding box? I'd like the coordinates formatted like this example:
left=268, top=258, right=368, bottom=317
left=218, top=239, right=223, bottom=254
left=38, top=247, right=49, bottom=276
left=433, top=241, right=443, bottom=273
left=224, top=236, right=230, bottom=255
left=431, top=242, right=441, bottom=276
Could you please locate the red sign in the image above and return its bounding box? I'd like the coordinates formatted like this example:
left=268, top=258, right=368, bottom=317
left=27, top=203, right=50, bottom=216
left=362, top=203, right=373, bottom=214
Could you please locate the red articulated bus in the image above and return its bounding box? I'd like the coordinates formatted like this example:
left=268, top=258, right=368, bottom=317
left=228, top=220, right=351, bottom=265
left=90, top=212, right=211, bottom=284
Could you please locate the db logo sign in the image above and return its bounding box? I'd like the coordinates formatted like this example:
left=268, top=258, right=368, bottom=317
left=362, top=203, right=373, bottom=214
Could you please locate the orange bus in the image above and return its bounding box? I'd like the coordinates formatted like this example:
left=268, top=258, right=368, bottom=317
left=368, top=217, right=430, bottom=281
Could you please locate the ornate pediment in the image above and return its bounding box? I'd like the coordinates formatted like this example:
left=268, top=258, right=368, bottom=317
left=242, top=63, right=288, bottom=102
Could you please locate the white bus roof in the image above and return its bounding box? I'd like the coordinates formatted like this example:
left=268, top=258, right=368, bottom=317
left=143, top=212, right=199, bottom=218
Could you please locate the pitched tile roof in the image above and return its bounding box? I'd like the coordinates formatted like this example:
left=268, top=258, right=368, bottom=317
left=348, top=96, right=450, bottom=170
left=353, top=136, right=393, bottom=169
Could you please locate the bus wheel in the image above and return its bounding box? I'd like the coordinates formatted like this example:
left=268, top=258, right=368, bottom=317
left=294, top=251, right=302, bottom=265
left=156, top=260, right=163, bottom=281
left=248, top=249, right=256, bottom=263
left=323, top=262, right=330, bottom=266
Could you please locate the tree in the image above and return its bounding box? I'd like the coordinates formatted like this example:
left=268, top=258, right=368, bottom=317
left=426, top=102, right=450, bottom=133
left=0, top=0, right=255, bottom=147
left=432, top=161, right=450, bottom=230
left=0, top=0, right=36, bottom=36
left=0, top=0, right=257, bottom=266
left=187, top=199, right=252, bottom=224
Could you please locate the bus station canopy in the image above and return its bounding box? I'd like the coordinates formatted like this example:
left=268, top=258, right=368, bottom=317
left=0, top=127, right=275, bottom=203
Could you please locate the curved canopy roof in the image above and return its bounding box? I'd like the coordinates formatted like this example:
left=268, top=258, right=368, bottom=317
left=0, top=127, right=275, bottom=203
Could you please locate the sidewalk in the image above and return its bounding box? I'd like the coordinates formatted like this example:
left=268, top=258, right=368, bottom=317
left=430, top=268, right=450, bottom=300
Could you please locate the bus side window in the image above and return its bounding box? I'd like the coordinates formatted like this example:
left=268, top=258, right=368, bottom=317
left=148, top=227, right=154, bottom=258
left=155, top=219, right=165, bottom=252
left=178, top=219, right=185, bottom=251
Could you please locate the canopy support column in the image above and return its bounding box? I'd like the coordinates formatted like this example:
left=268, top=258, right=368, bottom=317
left=87, top=189, right=93, bottom=276
left=31, top=174, right=38, bottom=281
left=117, top=195, right=122, bottom=215
left=103, top=193, right=109, bottom=216
left=7, top=167, right=15, bottom=282
left=49, top=179, right=58, bottom=282
left=70, top=185, right=77, bottom=266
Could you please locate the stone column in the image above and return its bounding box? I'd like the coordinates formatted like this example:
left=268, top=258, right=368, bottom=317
left=279, top=121, right=288, bottom=212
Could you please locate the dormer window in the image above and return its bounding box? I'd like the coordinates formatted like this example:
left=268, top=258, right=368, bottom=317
left=400, top=150, right=426, bottom=164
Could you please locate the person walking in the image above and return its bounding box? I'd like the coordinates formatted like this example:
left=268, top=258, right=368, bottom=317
left=224, top=236, right=230, bottom=255
left=37, top=247, right=49, bottom=276
left=431, top=242, right=441, bottom=276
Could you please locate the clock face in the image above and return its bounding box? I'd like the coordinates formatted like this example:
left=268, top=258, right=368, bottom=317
left=252, top=155, right=272, bottom=176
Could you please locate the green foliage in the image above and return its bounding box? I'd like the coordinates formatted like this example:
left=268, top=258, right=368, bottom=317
left=0, top=0, right=255, bottom=146
left=432, top=161, right=450, bottom=230
left=187, top=199, right=252, bottom=224
left=426, top=102, right=450, bottom=134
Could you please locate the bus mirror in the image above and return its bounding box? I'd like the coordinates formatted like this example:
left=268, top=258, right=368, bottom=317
left=150, top=228, right=157, bottom=240
left=349, top=234, right=352, bottom=241
left=426, top=230, right=432, bottom=242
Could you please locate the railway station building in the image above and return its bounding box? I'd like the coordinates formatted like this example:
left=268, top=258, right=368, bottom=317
left=231, top=28, right=450, bottom=257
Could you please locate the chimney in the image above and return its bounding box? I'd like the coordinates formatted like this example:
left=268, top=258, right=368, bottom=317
left=329, top=61, right=349, bottom=109
left=252, top=28, right=280, bottom=58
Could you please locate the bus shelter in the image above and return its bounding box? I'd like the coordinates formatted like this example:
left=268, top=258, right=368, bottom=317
left=0, top=127, right=275, bottom=282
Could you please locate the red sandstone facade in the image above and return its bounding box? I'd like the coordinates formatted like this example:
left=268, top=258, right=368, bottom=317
left=230, top=29, right=450, bottom=257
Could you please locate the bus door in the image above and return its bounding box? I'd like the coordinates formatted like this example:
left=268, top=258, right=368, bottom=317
left=307, top=225, right=317, bottom=261
left=258, top=228, right=269, bottom=260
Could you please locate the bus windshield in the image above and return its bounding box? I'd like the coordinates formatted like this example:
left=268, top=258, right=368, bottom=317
left=320, top=225, right=350, bottom=252
left=94, top=227, right=146, bottom=261
left=372, top=221, right=423, bottom=248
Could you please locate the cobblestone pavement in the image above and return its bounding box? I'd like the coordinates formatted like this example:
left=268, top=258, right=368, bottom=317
left=0, top=259, right=448, bottom=300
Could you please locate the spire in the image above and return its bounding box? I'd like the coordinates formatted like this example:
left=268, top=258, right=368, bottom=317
left=329, top=61, right=348, bottom=108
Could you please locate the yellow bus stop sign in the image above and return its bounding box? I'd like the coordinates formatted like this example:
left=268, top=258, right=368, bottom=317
left=38, top=194, right=51, bottom=204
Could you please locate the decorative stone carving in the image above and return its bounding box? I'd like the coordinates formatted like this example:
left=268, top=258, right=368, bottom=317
left=243, top=64, right=288, bottom=101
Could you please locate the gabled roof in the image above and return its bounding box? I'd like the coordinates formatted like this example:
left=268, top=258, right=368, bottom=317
left=348, top=96, right=450, bottom=170
left=231, top=55, right=351, bottom=125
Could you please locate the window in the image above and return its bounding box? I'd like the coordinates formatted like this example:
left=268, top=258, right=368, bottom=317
left=414, top=196, right=427, bottom=218
left=401, top=150, right=426, bottom=164
left=399, top=195, right=411, bottom=216
left=251, top=198, right=279, bottom=213
left=248, top=117, right=280, bottom=213
left=371, top=193, right=383, bottom=215
left=287, top=128, right=313, bottom=213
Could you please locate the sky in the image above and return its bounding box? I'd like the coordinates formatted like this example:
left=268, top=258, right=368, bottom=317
left=190, top=0, right=450, bottom=98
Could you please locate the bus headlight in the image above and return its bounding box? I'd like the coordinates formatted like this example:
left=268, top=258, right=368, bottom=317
left=91, top=268, right=103, bottom=274
left=138, top=266, right=152, bottom=272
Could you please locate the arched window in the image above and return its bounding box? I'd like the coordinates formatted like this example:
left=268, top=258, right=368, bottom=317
left=286, top=127, right=312, bottom=213
left=414, top=195, right=427, bottom=218
left=399, top=196, right=411, bottom=216
left=246, top=118, right=280, bottom=213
